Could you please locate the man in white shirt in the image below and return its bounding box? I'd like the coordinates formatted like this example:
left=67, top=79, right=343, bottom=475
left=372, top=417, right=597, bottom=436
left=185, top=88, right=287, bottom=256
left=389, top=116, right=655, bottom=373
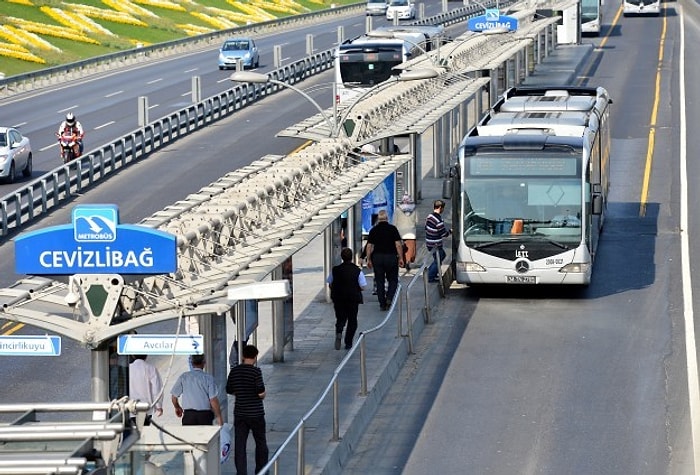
left=129, top=355, right=164, bottom=426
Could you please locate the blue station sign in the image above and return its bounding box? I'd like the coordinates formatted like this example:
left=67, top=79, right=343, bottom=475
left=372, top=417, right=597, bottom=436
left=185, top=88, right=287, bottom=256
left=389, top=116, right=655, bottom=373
left=14, top=204, right=177, bottom=275
left=467, top=9, right=519, bottom=32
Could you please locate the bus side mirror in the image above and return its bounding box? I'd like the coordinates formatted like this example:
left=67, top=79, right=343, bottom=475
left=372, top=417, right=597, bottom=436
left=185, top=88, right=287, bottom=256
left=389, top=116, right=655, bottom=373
left=591, top=184, right=603, bottom=215
left=442, top=178, right=452, bottom=199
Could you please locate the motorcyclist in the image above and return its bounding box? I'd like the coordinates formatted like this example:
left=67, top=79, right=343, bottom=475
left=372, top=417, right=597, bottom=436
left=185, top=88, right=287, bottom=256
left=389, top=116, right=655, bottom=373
left=56, top=112, right=84, bottom=158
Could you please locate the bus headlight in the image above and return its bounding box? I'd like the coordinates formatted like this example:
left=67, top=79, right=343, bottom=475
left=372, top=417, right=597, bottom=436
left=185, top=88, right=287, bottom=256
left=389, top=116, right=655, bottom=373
left=457, top=261, right=486, bottom=272
left=559, top=263, right=591, bottom=274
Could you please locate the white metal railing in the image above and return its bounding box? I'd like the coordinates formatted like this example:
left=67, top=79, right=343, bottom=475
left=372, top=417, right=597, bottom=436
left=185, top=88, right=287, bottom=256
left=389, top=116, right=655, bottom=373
left=259, top=261, right=435, bottom=475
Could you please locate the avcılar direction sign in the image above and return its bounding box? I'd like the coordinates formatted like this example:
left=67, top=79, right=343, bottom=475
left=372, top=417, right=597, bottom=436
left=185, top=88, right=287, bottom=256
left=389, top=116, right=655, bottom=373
left=14, top=204, right=177, bottom=275
left=117, top=334, right=204, bottom=355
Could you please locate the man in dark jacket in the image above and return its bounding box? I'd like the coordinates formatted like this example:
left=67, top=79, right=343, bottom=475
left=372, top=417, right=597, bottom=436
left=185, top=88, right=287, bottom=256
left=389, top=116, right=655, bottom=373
left=327, top=247, right=367, bottom=350
left=365, top=209, right=404, bottom=310
left=226, top=344, right=268, bottom=475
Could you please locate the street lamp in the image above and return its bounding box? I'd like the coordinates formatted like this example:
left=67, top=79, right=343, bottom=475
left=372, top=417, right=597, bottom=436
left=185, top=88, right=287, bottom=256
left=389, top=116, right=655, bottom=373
left=230, top=68, right=439, bottom=139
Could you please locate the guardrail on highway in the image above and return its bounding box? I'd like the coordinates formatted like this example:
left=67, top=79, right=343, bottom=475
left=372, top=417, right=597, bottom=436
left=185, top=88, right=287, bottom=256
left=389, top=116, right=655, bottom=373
left=0, top=3, right=364, bottom=99
left=0, top=50, right=334, bottom=239
left=0, top=3, right=498, bottom=240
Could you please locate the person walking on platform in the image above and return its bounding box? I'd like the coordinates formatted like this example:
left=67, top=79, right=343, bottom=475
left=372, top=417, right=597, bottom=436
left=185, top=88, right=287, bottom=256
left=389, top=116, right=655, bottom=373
left=394, top=193, right=418, bottom=269
left=226, top=344, right=269, bottom=475
left=170, top=354, right=224, bottom=426
left=327, top=247, right=367, bottom=350
left=365, top=210, right=404, bottom=311
left=425, top=199, right=451, bottom=283
left=129, top=354, right=163, bottom=426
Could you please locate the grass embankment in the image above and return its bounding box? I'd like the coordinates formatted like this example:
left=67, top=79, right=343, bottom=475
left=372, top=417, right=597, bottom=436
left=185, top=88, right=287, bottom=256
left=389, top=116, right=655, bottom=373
left=0, top=0, right=356, bottom=78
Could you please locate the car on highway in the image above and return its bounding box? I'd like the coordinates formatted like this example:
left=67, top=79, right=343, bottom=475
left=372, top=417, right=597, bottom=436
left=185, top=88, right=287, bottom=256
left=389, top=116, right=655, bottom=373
left=0, top=127, right=32, bottom=184
left=386, top=0, right=415, bottom=20
left=366, top=0, right=389, bottom=15
left=218, top=38, right=260, bottom=70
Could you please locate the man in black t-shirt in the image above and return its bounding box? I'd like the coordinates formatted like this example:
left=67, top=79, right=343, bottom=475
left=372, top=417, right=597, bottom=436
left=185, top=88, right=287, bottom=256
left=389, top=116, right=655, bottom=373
left=226, top=345, right=268, bottom=475
left=366, top=210, right=405, bottom=311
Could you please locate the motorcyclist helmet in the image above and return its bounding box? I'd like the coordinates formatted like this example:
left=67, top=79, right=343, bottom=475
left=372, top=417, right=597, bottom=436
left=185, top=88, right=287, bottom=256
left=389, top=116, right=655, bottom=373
left=65, top=112, right=76, bottom=126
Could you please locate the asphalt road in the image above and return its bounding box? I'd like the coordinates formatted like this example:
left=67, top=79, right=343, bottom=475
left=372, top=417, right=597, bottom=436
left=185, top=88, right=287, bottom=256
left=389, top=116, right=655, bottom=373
left=343, top=1, right=700, bottom=473
left=2, top=1, right=700, bottom=473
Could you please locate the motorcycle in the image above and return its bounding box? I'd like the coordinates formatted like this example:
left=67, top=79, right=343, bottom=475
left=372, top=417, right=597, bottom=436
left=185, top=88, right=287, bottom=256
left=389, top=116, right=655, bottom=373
left=56, top=131, right=80, bottom=163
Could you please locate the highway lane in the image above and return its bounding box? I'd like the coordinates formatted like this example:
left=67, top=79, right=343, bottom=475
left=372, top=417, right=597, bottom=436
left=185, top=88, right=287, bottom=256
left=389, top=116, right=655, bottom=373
left=343, top=2, right=700, bottom=473
left=4, top=3, right=694, bottom=472
left=0, top=2, right=454, bottom=194
left=0, top=71, right=335, bottom=407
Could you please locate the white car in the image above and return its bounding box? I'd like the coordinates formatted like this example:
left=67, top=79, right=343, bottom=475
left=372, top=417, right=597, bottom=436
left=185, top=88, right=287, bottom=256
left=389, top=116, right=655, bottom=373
left=366, top=0, right=388, bottom=15
left=0, top=126, right=32, bottom=184
left=386, top=0, right=415, bottom=20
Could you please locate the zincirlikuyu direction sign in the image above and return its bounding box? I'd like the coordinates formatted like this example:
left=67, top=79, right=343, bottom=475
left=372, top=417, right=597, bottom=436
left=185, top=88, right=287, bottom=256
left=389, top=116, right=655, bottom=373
left=13, top=204, right=177, bottom=275
left=0, top=335, right=61, bottom=356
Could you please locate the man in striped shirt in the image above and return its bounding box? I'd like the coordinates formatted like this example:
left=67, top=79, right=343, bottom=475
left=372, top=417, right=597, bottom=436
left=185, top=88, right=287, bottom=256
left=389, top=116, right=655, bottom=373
left=226, top=344, right=268, bottom=475
left=425, top=199, right=450, bottom=282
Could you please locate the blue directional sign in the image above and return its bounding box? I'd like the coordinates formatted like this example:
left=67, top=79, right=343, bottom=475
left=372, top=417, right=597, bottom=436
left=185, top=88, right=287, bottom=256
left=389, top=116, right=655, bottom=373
left=117, top=334, right=204, bottom=355
left=0, top=335, right=61, bottom=356
left=14, top=204, right=177, bottom=275
left=467, top=9, right=519, bottom=32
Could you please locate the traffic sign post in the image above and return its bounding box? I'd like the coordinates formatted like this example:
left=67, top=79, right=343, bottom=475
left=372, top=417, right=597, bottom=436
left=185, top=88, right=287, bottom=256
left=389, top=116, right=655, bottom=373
left=0, top=335, right=61, bottom=356
left=117, top=334, right=204, bottom=355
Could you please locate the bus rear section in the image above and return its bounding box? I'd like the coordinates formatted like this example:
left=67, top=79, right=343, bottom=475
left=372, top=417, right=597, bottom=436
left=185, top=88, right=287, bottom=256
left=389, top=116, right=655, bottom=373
left=623, top=0, right=660, bottom=16
left=581, top=0, right=603, bottom=34
left=451, top=87, right=612, bottom=286
left=334, top=27, right=442, bottom=105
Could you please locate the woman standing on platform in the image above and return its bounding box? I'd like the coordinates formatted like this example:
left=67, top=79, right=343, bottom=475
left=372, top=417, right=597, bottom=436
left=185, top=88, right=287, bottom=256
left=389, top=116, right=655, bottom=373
left=394, top=194, right=417, bottom=270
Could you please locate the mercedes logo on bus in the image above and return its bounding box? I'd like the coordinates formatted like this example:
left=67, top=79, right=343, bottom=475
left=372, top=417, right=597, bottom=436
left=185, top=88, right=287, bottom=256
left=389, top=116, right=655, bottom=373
left=515, top=260, right=530, bottom=274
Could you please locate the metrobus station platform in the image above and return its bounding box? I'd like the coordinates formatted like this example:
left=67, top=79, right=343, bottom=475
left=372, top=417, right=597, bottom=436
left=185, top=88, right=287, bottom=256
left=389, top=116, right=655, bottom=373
left=117, top=42, right=597, bottom=475
left=0, top=42, right=594, bottom=475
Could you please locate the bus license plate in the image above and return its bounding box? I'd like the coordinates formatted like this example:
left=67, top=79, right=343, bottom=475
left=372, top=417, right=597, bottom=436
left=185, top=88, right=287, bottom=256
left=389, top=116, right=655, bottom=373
left=506, top=275, right=536, bottom=284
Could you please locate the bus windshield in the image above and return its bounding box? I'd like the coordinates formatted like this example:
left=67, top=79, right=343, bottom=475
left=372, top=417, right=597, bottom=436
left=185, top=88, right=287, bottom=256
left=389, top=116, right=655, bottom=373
left=337, top=46, right=404, bottom=86
left=462, top=173, right=584, bottom=245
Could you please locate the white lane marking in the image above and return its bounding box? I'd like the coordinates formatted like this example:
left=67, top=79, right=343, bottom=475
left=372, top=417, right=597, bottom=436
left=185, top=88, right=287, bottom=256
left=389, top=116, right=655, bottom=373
left=679, top=7, right=700, bottom=473
left=148, top=104, right=159, bottom=110
left=184, top=68, right=198, bottom=73
left=13, top=122, right=27, bottom=128
left=39, top=143, right=59, bottom=152
left=147, top=78, right=163, bottom=84
left=58, top=106, right=78, bottom=113
left=105, top=90, right=123, bottom=98
left=94, top=121, right=114, bottom=130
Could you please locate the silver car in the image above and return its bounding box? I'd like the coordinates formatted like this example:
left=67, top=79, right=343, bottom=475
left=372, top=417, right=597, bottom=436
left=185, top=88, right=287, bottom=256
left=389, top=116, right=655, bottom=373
left=0, top=127, right=32, bottom=184
left=218, top=38, right=260, bottom=70
left=366, top=0, right=388, bottom=15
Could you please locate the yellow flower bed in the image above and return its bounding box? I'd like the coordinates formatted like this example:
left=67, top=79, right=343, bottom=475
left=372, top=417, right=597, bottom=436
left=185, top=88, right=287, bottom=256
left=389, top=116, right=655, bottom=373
left=0, top=24, right=61, bottom=51
left=41, top=7, right=115, bottom=35
left=177, top=23, right=215, bottom=36
left=133, top=0, right=186, bottom=12
left=250, top=0, right=301, bottom=15
left=189, top=12, right=237, bottom=30
left=102, top=0, right=159, bottom=18
left=6, top=17, right=101, bottom=44
left=68, top=4, right=149, bottom=26
left=227, top=1, right=276, bottom=22
left=0, top=43, right=45, bottom=63
left=8, top=0, right=34, bottom=5
left=202, top=7, right=256, bottom=25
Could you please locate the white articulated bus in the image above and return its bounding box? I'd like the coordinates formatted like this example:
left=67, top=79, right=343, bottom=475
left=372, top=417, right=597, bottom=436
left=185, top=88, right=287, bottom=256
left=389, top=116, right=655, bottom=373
left=449, top=86, right=613, bottom=286
left=581, top=0, right=603, bottom=34
left=623, top=0, right=660, bottom=16
left=334, top=25, right=444, bottom=105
